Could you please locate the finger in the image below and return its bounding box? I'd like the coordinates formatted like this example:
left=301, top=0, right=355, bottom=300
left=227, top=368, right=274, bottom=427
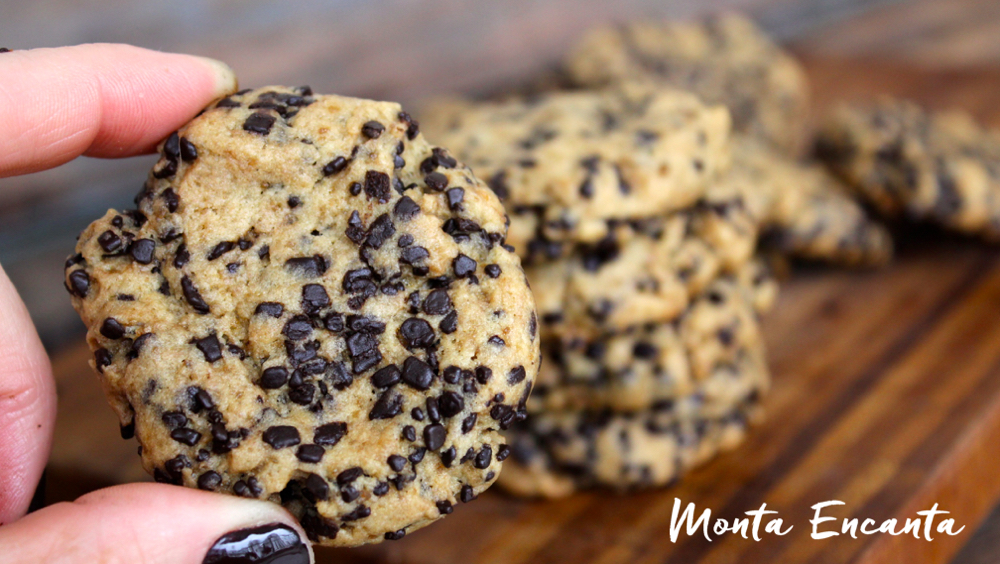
left=0, top=43, right=238, bottom=178
left=0, top=262, right=55, bottom=523
left=0, top=483, right=314, bottom=564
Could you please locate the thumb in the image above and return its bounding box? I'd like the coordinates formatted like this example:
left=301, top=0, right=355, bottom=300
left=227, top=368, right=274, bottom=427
left=0, top=483, right=314, bottom=564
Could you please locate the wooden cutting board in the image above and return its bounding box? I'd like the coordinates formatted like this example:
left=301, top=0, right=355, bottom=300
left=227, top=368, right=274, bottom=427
left=43, top=58, right=1000, bottom=564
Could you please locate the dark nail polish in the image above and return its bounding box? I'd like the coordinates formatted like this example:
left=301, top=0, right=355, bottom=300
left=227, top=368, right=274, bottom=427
left=203, top=523, right=310, bottom=564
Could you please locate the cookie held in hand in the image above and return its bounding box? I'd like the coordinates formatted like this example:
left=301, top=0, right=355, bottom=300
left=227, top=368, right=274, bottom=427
left=64, top=86, right=540, bottom=547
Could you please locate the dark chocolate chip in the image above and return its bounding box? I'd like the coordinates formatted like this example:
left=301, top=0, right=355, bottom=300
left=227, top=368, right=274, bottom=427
left=369, top=390, right=403, bottom=419
left=254, top=302, right=284, bottom=318
left=289, top=383, right=315, bottom=405
left=301, top=284, right=330, bottom=312
left=337, top=467, right=364, bottom=486
left=170, top=427, right=201, bottom=446
left=198, top=471, right=222, bottom=491
left=387, top=454, right=407, bottom=472
left=260, top=366, right=289, bottom=389
left=94, top=348, right=112, bottom=372
left=364, top=170, right=391, bottom=203
left=436, top=500, right=453, bottom=515
left=207, top=241, right=234, bottom=261
left=100, top=318, right=126, bottom=339
left=314, top=422, right=347, bottom=446
left=179, top=137, right=198, bottom=162
left=398, top=318, right=435, bottom=349
left=475, top=366, right=492, bottom=384
left=162, top=411, right=188, bottom=428
left=371, top=365, right=401, bottom=388
left=422, top=289, right=452, bottom=316
left=460, top=484, right=476, bottom=503
left=181, top=276, right=210, bottom=314
left=439, top=391, right=464, bottom=418
left=305, top=473, right=330, bottom=501
left=439, top=311, right=459, bottom=334
left=402, top=425, right=417, bottom=442
left=296, top=444, right=325, bottom=463
left=322, top=156, right=349, bottom=176
left=446, top=187, right=464, bottom=210
left=173, top=244, right=191, bottom=268
left=385, top=530, right=406, bottom=541
left=98, top=230, right=123, bottom=253
left=67, top=269, right=91, bottom=298
left=282, top=315, right=313, bottom=341
left=400, top=245, right=429, bottom=265
left=393, top=196, right=420, bottom=219
left=325, top=361, right=354, bottom=390
left=475, top=445, right=493, bottom=469
left=401, top=356, right=434, bottom=390
left=364, top=213, right=395, bottom=249
left=507, top=366, right=526, bottom=385
left=484, top=264, right=501, bottom=278
left=423, top=424, right=446, bottom=451
left=262, top=426, right=301, bottom=449
left=128, top=239, right=155, bottom=264
left=361, top=120, right=384, bottom=139
left=193, top=334, right=223, bottom=363
left=453, top=254, right=477, bottom=277
left=424, top=172, right=448, bottom=191
left=163, top=132, right=180, bottom=160
left=342, top=505, right=371, bottom=521
left=285, top=255, right=327, bottom=278
left=496, top=443, right=511, bottom=461
left=243, top=112, right=276, bottom=135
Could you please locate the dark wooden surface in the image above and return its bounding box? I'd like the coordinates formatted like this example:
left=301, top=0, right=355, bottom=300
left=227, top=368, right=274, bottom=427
left=40, top=58, right=1000, bottom=563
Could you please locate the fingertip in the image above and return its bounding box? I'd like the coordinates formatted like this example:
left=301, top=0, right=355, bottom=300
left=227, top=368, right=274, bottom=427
left=191, top=55, right=240, bottom=100
left=5, top=484, right=314, bottom=564
left=0, top=44, right=241, bottom=176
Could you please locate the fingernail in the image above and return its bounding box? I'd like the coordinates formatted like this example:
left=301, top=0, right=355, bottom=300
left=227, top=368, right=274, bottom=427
left=203, top=523, right=310, bottom=564
left=193, top=55, right=239, bottom=98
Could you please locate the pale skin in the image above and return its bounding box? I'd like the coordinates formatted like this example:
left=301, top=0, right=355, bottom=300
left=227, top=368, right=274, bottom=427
left=0, top=44, right=314, bottom=563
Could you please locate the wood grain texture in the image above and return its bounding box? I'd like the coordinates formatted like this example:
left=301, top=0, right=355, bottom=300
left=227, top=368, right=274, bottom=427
left=39, top=58, right=1000, bottom=563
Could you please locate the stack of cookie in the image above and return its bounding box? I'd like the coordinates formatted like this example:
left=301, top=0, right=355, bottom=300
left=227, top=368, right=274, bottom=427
left=563, top=14, right=893, bottom=268
left=422, top=84, right=776, bottom=496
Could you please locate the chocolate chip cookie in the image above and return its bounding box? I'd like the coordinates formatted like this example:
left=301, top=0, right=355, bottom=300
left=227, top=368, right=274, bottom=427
left=65, top=86, right=540, bottom=547
left=497, top=346, right=765, bottom=498
left=529, top=194, right=758, bottom=341
left=564, top=14, right=810, bottom=154
left=730, top=137, right=893, bottom=266
left=419, top=84, right=731, bottom=252
left=817, top=98, right=1000, bottom=240
left=531, top=263, right=772, bottom=413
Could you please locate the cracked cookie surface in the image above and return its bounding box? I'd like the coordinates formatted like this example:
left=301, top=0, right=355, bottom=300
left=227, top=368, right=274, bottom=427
left=65, top=86, right=539, bottom=547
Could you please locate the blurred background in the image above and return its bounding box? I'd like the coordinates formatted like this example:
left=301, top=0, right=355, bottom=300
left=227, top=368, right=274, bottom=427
left=4, top=1, right=1000, bottom=562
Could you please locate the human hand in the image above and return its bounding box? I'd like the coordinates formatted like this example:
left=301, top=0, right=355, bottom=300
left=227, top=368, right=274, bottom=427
left=0, top=44, right=313, bottom=564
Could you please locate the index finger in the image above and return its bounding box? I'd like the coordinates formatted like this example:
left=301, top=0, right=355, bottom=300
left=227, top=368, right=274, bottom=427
left=0, top=43, right=238, bottom=178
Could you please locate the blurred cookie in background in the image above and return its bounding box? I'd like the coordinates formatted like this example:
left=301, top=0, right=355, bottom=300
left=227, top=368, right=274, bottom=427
left=564, top=14, right=810, bottom=155
left=818, top=98, right=1000, bottom=241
